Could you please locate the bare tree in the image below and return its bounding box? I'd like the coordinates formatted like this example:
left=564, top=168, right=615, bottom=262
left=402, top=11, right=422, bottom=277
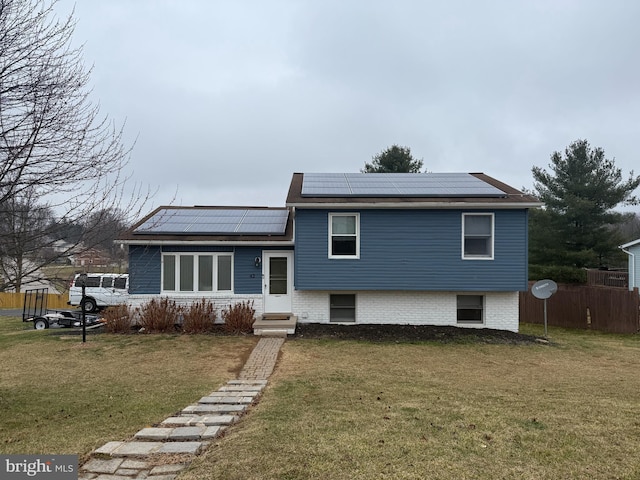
left=0, top=188, right=54, bottom=291
left=0, top=0, right=150, bottom=289
left=616, top=212, right=640, bottom=244
left=82, top=207, right=129, bottom=258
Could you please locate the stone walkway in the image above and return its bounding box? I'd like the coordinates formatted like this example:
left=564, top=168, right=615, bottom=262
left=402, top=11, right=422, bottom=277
left=79, top=337, right=285, bottom=480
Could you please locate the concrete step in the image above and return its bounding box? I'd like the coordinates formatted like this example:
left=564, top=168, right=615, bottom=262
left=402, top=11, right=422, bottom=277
left=95, top=440, right=206, bottom=457
left=205, top=390, right=260, bottom=397
left=161, top=414, right=238, bottom=427
left=253, top=314, right=297, bottom=335
left=198, top=395, right=255, bottom=404
left=182, top=403, right=246, bottom=415
left=81, top=458, right=187, bottom=478
left=134, top=425, right=224, bottom=441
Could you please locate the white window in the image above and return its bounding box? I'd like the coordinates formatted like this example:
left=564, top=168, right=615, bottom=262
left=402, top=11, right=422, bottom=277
left=162, top=253, right=233, bottom=293
left=457, top=295, right=484, bottom=324
left=329, top=213, right=360, bottom=258
left=462, top=213, right=494, bottom=259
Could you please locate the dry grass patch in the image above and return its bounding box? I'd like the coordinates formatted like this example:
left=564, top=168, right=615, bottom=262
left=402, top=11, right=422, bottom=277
left=183, top=325, right=640, bottom=480
left=0, top=317, right=257, bottom=461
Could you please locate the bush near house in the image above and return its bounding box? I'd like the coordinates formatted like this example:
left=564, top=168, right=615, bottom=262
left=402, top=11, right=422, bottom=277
left=106, top=298, right=252, bottom=335
left=221, top=300, right=256, bottom=335
left=182, top=298, right=218, bottom=334
left=136, top=297, right=181, bottom=333
left=102, top=304, right=132, bottom=333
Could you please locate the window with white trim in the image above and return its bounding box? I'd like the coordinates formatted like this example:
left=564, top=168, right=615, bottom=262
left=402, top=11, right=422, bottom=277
left=462, top=213, right=494, bottom=259
left=162, top=253, right=233, bottom=293
left=329, top=213, right=359, bottom=258
left=457, top=295, right=484, bottom=324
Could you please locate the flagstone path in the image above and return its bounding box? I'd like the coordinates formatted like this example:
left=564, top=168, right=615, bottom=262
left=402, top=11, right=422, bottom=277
left=79, top=337, right=285, bottom=480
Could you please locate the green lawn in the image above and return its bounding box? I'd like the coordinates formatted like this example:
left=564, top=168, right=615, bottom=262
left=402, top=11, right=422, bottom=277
left=182, top=324, right=640, bottom=480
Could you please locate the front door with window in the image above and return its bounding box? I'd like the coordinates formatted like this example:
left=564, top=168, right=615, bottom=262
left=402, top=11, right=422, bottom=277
left=263, top=251, right=293, bottom=313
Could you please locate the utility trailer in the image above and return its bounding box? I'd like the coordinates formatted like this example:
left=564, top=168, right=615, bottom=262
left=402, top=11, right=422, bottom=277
left=23, top=288, right=104, bottom=330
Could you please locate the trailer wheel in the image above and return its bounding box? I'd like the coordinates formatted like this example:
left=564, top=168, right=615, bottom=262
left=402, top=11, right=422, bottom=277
left=33, top=318, right=49, bottom=330
left=81, top=298, right=97, bottom=313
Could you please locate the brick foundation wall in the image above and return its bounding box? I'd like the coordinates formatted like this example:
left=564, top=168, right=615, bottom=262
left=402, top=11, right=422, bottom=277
left=293, top=290, right=519, bottom=332
left=127, top=290, right=520, bottom=332
left=127, top=294, right=264, bottom=318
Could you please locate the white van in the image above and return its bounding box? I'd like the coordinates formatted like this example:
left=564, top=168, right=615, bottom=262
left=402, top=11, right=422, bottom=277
left=68, top=273, right=129, bottom=313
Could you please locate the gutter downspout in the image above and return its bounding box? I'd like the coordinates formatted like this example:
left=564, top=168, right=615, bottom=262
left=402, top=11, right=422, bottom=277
left=621, top=247, right=636, bottom=291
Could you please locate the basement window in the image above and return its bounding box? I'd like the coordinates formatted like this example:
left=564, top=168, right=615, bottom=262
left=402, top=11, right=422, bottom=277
left=330, top=294, right=356, bottom=322
left=457, top=295, right=484, bottom=324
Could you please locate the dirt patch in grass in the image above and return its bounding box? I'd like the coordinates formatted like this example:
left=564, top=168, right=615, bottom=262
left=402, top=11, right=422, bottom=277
left=293, top=323, right=543, bottom=345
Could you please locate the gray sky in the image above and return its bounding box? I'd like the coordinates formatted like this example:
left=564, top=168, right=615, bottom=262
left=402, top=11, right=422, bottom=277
left=54, top=0, right=640, bottom=210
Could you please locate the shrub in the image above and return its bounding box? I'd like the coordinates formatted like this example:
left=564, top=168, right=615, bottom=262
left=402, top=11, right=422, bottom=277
left=102, top=304, right=132, bottom=333
left=221, top=300, right=256, bottom=335
left=529, top=265, right=587, bottom=284
left=136, top=297, right=182, bottom=333
left=182, top=299, right=217, bottom=334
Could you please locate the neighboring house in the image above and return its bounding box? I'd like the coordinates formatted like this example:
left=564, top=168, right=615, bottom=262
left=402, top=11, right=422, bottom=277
left=51, top=239, right=75, bottom=254
left=119, top=172, right=541, bottom=332
left=620, top=239, right=640, bottom=292
left=72, top=247, right=111, bottom=268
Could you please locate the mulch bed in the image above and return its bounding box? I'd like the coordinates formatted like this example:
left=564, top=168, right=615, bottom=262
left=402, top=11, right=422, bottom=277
left=292, top=323, right=545, bottom=345
left=50, top=321, right=545, bottom=345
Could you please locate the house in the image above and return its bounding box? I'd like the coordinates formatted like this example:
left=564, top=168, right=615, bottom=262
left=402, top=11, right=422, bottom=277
left=119, top=172, right=541, bottom=333
left=620, top=239, right=640, bottom=292
left=72, top=247, right=111, bottom=268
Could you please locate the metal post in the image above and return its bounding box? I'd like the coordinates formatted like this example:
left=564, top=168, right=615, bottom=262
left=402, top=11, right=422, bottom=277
left=78, top=273, right=88, bottom=343
left=82, top=283, right=86, bottom=343
left=543, top=298, right=548, bottom=338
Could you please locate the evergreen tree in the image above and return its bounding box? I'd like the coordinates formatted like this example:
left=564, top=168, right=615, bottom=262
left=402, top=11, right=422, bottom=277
left=530, top=139, right=640, bottom=268
left=362, top=145, right=424, bottom=173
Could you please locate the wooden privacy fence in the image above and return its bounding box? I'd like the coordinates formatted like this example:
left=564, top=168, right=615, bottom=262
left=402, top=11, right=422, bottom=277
left=587, top=269, right=628, bottom=288
left=0, top=292, right=70, bottom=310
left=520, top=283, right=640, bottom=334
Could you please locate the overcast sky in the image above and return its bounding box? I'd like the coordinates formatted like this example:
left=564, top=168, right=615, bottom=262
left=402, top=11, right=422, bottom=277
left=53, top=0, right=640, bottom=211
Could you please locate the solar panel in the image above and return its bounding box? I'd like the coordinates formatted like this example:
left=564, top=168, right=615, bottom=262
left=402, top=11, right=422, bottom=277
left=134, top=208, right=289, bottom=235
left=300, top=173, right=506, bottom=197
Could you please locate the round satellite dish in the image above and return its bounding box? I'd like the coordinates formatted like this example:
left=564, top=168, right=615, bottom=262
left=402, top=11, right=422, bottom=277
left=531, top=279, right=558, bottom=299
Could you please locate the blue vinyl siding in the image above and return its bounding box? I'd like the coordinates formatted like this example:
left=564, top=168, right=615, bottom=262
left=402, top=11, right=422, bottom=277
left=235, top=246, right=294, bottom=294
left=129, top=245, right=161, bottom=294
left=294, top=209, right=529, bottom=291
left=234, top=247, right=264, bottom=294
left=128, top=245, right=292, bottom=295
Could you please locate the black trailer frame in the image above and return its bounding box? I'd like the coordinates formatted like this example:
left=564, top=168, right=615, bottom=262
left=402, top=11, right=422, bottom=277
left=22, top=288, right=103, bottom=330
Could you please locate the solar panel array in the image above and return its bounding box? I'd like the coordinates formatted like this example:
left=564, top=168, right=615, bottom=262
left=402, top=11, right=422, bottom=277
left=301, top=173, right=506, bottom=197
left=134, top=208, right=289, bottom=235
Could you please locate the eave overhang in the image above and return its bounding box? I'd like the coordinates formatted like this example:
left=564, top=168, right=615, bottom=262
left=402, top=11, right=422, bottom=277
left=119, top=239, right=295, bottom=247
left=286, top=201, right=542, bottom=209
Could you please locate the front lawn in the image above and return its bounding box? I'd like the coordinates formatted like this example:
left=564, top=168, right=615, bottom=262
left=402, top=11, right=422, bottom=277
left=182, top=324, right=640, bottom=480
left=2, top=316, right=639, bottom=480
left=0, top=316, right=256, bottom=462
